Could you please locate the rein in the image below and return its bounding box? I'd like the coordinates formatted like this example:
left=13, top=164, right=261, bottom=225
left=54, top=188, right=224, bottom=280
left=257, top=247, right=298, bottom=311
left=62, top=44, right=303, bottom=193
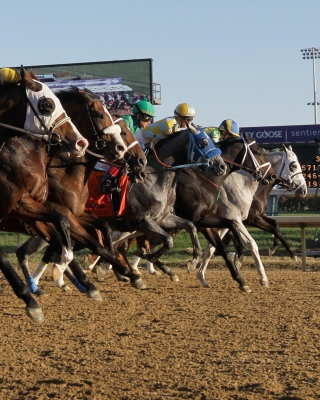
left=149, top=146, right=212, bottom=172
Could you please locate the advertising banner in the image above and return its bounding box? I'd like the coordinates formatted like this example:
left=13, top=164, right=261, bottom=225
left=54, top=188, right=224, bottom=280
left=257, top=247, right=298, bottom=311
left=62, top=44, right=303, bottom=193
left=240, top=124, right=320, bottom=144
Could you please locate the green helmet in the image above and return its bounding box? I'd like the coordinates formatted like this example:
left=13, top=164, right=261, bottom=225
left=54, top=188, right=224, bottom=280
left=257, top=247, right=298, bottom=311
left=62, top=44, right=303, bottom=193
left=132, top=100, right=155, bottom=117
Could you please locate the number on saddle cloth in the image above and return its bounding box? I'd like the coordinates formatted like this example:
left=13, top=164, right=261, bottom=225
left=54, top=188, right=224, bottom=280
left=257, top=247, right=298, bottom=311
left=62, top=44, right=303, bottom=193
left=188, top=128, right=221, bottom=167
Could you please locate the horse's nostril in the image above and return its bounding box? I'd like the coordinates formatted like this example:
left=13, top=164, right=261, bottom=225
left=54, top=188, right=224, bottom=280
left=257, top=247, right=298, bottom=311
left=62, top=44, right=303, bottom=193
left=116, top=145, right=126, bottom=154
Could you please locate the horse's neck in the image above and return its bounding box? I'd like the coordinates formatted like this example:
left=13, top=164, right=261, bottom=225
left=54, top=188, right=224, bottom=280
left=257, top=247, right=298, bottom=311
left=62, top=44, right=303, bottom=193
left=147, top=133, right=190, bottom=172
left=264, top=151, right=283, bottom=177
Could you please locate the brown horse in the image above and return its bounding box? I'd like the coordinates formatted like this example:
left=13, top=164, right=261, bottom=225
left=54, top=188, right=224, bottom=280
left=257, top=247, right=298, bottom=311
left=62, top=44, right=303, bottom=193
left=11, top=86, right=148, bottom=298
left=0, top=66, right=91, bottom=321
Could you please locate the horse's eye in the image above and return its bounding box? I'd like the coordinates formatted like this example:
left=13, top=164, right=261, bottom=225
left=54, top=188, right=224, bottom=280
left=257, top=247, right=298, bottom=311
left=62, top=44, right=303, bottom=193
left=120, top=131, right=126, bottom=136
left=290, top=162, right=297, bottom=171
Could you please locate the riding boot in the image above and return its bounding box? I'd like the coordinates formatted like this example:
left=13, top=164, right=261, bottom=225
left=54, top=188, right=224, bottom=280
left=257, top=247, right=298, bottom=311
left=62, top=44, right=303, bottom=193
left=99, top=166, right=121, bottom=193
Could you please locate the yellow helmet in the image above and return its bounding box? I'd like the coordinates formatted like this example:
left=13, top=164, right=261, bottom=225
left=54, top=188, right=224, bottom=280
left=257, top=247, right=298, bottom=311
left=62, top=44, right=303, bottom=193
left=174, top=103, right=196, bottom=118
left=0, top=68, right=20, bottom=84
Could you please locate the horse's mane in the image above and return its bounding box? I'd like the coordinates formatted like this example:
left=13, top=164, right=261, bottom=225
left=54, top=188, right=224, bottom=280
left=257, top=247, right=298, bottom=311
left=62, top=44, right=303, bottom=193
left=55, top=86, right=101, bottom=105
left=261, top=148, right=282, bottom=155
left=153, top=129, right=186, bottom=151
left=215, top=136, right=244, bottom=150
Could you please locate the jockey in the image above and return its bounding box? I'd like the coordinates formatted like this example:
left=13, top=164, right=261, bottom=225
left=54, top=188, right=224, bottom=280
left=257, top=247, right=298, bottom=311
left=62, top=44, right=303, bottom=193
left=98, top=99, right=155, bottom=193
left=218, top=119, right=240, bottom=140
left=123, top=99, right=155, bottom=134
left=135, top=103, right=197, bottom=149
left=203, top=126, right=221, bottom=143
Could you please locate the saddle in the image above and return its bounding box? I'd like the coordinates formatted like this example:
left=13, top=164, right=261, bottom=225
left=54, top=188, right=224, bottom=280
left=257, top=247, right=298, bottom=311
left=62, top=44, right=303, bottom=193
left=86, top=170, right=129, bottom=230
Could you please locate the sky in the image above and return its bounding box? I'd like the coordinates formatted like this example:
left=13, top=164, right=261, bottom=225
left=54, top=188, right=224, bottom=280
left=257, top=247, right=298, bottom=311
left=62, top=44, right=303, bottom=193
left=1, top=0, right=320, bottom=128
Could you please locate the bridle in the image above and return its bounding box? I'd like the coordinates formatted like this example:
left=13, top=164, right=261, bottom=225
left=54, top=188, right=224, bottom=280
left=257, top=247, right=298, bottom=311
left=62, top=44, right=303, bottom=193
left=223, top=138, right=272, bottom=182
left=275, top=151, right=305, bottom=190
left=83, top=101, right=140, bottom=165
left=0, top=83, right=67, bottom=151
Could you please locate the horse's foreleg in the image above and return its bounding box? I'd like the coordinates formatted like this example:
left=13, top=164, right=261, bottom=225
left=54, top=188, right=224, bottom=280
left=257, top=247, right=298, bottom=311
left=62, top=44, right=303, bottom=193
left=0, top=248, right=44, bottom=322
left=134, top=216, right=174, bottom=263
left=159, top=215, right=202, bottom=270
left=236, top=221, right=269, bottom=288
left=16, top=236, right=49, bottom=294
left=201, top=225, right=252, bottom=293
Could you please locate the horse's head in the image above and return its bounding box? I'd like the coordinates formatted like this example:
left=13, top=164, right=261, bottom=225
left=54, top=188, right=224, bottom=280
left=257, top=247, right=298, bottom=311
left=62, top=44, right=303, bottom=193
left=264, top=145, right=308, bottom=197
left=55, top=87, right=128, bottom=163
left=111, top=115, right=147, bottom=183
left=218, top=134, right=276, bottom=184
left=188, top=127, right=227, bottom=176
left=0, top=67, right=89, bottom=157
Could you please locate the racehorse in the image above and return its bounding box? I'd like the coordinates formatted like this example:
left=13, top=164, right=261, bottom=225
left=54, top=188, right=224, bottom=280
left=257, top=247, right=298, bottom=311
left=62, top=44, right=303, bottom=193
left=114, top=135, right=275, bottom=291
left=0, top=66, right=89, bottom=321
left=8, top=86, right=148, bottom=297
left=242, top=145, right=307, bottom=260
left=196, top=144, right=307, bottom=288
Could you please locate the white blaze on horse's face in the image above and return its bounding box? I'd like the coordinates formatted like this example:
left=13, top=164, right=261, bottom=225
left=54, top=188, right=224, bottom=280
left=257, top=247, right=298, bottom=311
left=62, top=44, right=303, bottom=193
left=282, top=145, right=307, bottom=196
left=101, top=106, right=128, bottom=160
left=24, top=80, right=89, bottom=156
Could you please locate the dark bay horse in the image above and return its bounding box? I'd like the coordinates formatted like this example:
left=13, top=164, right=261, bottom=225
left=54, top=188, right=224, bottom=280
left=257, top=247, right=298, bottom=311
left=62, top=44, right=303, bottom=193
left=0, top=67, right=90, bottom=321
left=7, top=86, right=148, bottom=298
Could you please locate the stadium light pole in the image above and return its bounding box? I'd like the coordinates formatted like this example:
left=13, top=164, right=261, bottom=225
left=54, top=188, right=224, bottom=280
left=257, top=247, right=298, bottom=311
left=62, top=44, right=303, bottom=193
left=301, top=47, right=320, bottom=124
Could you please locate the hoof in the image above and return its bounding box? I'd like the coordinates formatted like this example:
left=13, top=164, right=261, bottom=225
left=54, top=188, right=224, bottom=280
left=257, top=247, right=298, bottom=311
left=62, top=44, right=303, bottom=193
left=116, top=275, right=130, bottom=283
left=131, top=268, right=142, bottom=276
left=131, top=277, right=147, bottom=290
left=170, top=274, right=179, bottom=283
left=150, top=270, right=161, bottom=276
left=183, top=247, right=194, bottom=255
left=186, top=260, right=196, bottom=273
left=240, top=285, right=252, bottom=294
left=268, top=248, right=276, bottom=257
left=292, top=255, right=298, bottom=262
left=61, top=284, right=72, bottom=293
left=92, top=264, right=107, bottom=280
left=34, top=288, right=48, bottom=297
left=86, top=290, right=103, bottom=301
left=261, top=280, right=269, bottom=288
left=26, top=307, right=45, bottom=323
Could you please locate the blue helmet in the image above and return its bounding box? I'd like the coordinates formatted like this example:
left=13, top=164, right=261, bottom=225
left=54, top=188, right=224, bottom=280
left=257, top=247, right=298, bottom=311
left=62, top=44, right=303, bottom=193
left=219, top=119, right=240, bottom=137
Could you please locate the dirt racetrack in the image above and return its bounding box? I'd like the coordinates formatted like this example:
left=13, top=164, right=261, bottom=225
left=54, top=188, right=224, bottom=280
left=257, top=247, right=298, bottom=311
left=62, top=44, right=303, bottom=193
left=0, top=256, right=320, bottom=400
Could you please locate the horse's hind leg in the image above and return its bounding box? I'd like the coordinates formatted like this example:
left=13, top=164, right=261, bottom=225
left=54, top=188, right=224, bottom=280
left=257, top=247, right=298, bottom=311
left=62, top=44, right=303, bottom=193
left=0, top=248, right=44, bottom=322
left=197, top=243, right=216, bottom=288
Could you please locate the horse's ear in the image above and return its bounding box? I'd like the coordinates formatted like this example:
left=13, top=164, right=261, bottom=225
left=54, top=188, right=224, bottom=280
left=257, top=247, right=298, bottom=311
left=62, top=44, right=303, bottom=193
left=282, top=144, right=290, bottom=153
left=288, top=144, right=292, bottom=151
left=21, top=65, right=42, bottom=92
left=28, top=69, right=37, bottom=80
left=242, top=133, right=249, bottom=142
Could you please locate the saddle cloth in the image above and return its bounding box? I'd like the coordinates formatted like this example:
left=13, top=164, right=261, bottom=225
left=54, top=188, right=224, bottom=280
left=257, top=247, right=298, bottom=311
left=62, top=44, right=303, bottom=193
left=86, top=170, right=128, bottom=218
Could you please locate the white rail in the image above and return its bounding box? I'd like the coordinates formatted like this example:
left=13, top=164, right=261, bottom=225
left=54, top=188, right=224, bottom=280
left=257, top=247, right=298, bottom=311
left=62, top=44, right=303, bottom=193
left=272, top=215, right=320, bottom=271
